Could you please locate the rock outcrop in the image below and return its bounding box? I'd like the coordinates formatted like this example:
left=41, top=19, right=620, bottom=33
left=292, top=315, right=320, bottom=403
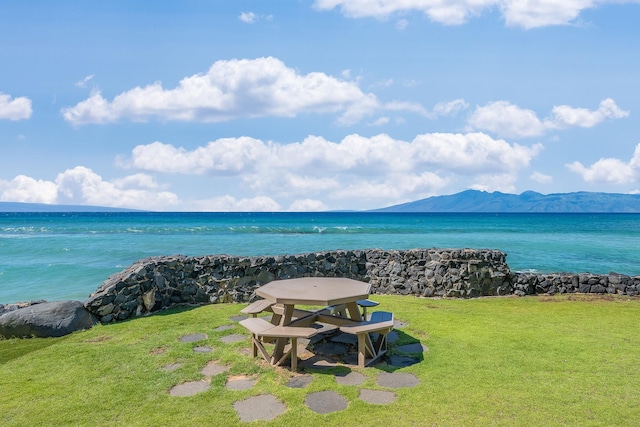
left=0, top=300, right=97, bottom=338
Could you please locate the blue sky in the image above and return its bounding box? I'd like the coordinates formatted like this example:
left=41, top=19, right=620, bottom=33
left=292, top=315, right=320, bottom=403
left=1, top=0, right=639, bottom=211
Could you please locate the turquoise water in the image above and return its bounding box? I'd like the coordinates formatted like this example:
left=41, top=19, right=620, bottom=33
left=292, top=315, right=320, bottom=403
left=1, top=212, right=639, bottom=303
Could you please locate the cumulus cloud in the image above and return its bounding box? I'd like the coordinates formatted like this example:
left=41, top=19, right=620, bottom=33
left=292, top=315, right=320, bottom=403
left=0, top=167, right=179, bottom=210
left=0, top=92, right=32, bottom=120
left=62, top=57, right=380, bottom=125
left=239, top=12, right=257, bottom=23
left=189, top=195, right=282, bottom=212
left=432, top=98, right=469, bottom=117
left=313, top=0, right=639, bottom=29
left=567, top=144, right=640, bottom=184
left=467, top=98, right=628, bottom=139
left=123, top=131, right=541, bottom=204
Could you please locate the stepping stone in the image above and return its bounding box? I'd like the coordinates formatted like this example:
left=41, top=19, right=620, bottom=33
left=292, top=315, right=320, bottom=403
left=168, top=380, right=210, bottom=397
left=393, top=320, right=408, bottom=329
left=313, top=342, right=348, bottom=356
left=179, top=333, right=207, bottom=343
left=162, top=362, right=182, bottom=371
left=312, top=322, right=338, bottom=334
left=201, top=361, right=229, bottom=377
left=193, top=346, right=213, bottom=353
left=334, top=371, right=367, bottom=386
left=376, top=372, right=420, bottom=388
left=230, top=315, right=247, bottom=322
left=359, top=389, right=396, bottom=405
left=387, top=355, right=420, bottom=367
left=330, top=332, right=358, bottom=345
left=299, top=356, right=339, bottom=370
left=214, top=325, right=234, bottom=332
left=285, top=375, right=313, bottom=388
left=387, top=331, right=400, bottom=344
left=395, top=343, right=427, bottom=353
left=238, top=347, right=253, bottom=357
left=233, top=395, right=286, bottom=422
left=220, top=334, right=246, bottom=344
left=305, top=391, right=348, bottom=414
left=226, top=375, right=256, bottom=391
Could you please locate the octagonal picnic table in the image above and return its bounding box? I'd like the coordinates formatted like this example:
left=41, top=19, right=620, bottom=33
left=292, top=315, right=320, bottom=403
left=255, top=277, right=372, bottom=363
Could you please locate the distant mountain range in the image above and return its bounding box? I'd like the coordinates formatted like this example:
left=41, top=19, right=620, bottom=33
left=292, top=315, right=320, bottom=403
left=3, top=191, right=640, bottom=213
left=372, top=190, right=640, bottom=213
left=0, top=202, right=139, bottom=213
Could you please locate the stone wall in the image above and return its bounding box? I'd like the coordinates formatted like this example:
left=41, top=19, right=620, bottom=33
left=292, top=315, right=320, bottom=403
left=83, top=248, right=640, bottom=323
left=84, top=248, right=511, bottom=322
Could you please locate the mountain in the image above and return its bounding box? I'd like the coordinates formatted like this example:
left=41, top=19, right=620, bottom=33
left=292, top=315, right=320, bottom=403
left=372, top=190, right=640, bottom=213
left=0, top=202, right=140, bottom=213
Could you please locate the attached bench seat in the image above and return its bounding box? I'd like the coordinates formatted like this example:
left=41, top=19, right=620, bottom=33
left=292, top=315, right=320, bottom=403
left=339, top=311, right=394, bottom=368
left=240, top=299, right=275, bottom=317
left=239, top=317, right=317, bottom=371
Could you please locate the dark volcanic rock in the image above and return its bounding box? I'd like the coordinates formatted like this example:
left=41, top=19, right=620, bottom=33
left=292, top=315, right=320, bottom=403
left=0, top=300, right=97, bottom=338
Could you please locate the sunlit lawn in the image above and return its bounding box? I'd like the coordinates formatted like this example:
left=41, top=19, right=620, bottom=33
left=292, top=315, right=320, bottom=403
left=1, top=294, right=639, bottom=426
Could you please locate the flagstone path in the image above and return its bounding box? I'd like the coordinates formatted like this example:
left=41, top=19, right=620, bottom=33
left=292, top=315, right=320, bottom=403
left=164, top=311, right=426, bottom=422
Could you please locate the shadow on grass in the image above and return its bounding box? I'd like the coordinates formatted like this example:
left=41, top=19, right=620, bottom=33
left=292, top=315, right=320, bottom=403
left=0, top=336, right=69, bottom=364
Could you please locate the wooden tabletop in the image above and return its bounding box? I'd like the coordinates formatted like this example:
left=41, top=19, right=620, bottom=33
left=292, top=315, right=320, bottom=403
left=255, top=277, right=371, bottom=306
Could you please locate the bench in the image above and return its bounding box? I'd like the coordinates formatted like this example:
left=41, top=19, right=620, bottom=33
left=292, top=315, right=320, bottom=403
left=240, top=299, right=275, bottom=317
left=239, top=317, right=317, bottom=371
left=356, top=299, right=380, bottom=318
left=339, top=311, right=394, bottom=368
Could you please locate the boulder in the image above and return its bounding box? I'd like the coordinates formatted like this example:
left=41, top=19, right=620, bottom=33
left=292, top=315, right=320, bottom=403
left=0, top=300, right=97, bottom=338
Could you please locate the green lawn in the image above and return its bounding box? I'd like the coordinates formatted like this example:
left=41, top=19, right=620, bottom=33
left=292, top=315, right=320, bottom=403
left=1, top=295, right=638, bottom=426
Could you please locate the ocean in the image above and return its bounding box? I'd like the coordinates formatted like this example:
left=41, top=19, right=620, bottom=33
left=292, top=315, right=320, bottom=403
left=1, top=212, right=639, bottom=304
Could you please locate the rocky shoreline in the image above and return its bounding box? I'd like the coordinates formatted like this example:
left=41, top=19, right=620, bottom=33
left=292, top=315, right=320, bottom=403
left=2, top=248, right=639, bottom=337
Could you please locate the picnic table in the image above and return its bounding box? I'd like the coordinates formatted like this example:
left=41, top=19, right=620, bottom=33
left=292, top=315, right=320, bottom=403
left=241, top=277, right=393, bottom=369
left=256, top=277, right=369, bottom=362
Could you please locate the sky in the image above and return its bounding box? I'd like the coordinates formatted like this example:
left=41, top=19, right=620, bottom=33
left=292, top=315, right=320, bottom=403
left=1, top=0, right=639, bottom=212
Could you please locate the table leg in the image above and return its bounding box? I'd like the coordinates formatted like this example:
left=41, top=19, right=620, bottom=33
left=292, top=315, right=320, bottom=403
left=271, top=304, right=295, bottom=364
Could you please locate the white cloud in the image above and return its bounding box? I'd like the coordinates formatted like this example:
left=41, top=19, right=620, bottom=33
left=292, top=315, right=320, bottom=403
left=396, top=18, right=409, bottom=30
left=288, top=199, right=329, bottom=212
left=549, top=98, right=629, bottom=129
left=567, top=144, right=640, bottom=184
left=62, top=57, right=379, bottom=125
left=0, top=92, right=32, bottom=120
left=239, top=12, right=257, bottom=23
left=432, top=98, right=469, bottom=117
left=468, top=98, right=628, bottom=139
left=75, top=74, right=95, bottom=88
left=124, top=131, right=541, bottom=204
left=313, top=0, right=640, bottom=29
left=467, top=101, right=547, bottom=138
left=530, top=171, right=553, bottom=184
left=1, top=167, right=179, bottom=210
left=0, top=175, right=58, bottom=203
left=189, top=195, right=281, bottom=212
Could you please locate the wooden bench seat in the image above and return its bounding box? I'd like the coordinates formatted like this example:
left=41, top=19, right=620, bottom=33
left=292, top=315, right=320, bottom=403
left=339, top=311, right=394, bottom=368
left=240, top=299, right=275, bottom=317
left=239, top=317, right=317, bottom=371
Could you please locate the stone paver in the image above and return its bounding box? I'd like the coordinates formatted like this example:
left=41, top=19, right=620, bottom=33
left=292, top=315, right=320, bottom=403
left=220, top=334, right=246, bottom=344
left=162, top=362, right=182, bottom=371
left=305, top=391, right=348, bottom=414
left=313, top=342, right=348, bottom=356
left=359, top=389, right=396, bottom=405
left=393, top=320, right=408, bottom=329
left=330, top=332, right=358, bottom=345
left=214, top=325, right=234, bottom=332
left=179, top=333, right=207, bottom=343
left=226, top=375, right=256, bottom=391
left=334, top=371, right=367, bottom=386
left=387, top=355, right=420, bottom=367
left=285, top=375, right=313, bottom=388
left=387, top=330, right=400, bottom=344
left=169, top=380, right=210, bottom=397
left=193, top=346, right=213, bottom=353
left=395, top=343, right=427, bottom=353
left=201, top=360, right=229, bottom=377
left=233, top=394, right=286, bottom=422
left=230, top=315, right=247, bottom=322
left=376, top=372, right=420, bottom=388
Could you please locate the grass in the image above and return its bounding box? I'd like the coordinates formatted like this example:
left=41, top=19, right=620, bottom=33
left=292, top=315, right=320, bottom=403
left=1, top=294, right=639, bottom=426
